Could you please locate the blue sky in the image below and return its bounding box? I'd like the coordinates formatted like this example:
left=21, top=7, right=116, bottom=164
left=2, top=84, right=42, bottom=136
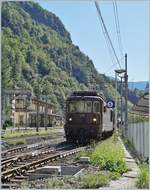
left=37, top=0, right=149, bottom=82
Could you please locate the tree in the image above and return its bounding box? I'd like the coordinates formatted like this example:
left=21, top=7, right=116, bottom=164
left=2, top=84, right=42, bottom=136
left=2, top=57, right=13, bottom=89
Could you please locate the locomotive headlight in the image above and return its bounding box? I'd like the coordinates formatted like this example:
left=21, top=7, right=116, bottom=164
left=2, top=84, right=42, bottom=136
left=93, top=118, right=97, bottom=122
left=69, top=117, right=72, bottom=121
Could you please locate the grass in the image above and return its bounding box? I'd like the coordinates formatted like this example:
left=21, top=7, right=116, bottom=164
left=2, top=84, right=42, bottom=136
left=78, top=171, right=109, bottom=188
left=75, top=135, right=128, bottom=175
left=7, top=139, right=26, bottom=146
left=47, top=177, right=71, bottom=189
left=2, top=128, right=57, bottom=139
left=109, top=171, right=121, bottom=180
left=136, top=163, right=149, bottom=189
left=47, top=172, right=110, bottom=189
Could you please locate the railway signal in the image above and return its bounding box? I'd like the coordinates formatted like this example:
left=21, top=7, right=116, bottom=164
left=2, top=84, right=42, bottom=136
left=106, top=100, right=115, bottom=109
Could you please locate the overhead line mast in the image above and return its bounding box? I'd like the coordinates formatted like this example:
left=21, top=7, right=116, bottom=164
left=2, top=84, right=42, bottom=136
left=95, top=1, right=121, bottom=69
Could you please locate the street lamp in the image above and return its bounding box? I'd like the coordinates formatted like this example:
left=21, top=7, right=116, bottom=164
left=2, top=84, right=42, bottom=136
left=114, top=69, right=126, bottom=136
left=118, top=76, right=124, bottom=127
left=115, top=54, right=128, bottom=138
left=114, top=69, right=126, bottom=75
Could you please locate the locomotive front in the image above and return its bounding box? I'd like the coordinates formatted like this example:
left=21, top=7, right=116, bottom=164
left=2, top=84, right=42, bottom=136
left=64, top=91, right=104, bottom=143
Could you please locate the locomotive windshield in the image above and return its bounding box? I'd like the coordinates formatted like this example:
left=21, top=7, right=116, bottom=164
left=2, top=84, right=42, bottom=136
left=68, top=100, right=92, bottom=113
left=68, top=100, right=100, bottom=113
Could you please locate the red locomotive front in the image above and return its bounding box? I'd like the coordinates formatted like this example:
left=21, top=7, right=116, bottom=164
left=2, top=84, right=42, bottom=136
left=64, top=91, right=104, bottom=144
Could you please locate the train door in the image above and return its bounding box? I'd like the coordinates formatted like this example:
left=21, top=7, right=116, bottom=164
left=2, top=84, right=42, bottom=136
left=100, top=100, right=103, bottom=128
left=93, top=100, right=103, bottom=132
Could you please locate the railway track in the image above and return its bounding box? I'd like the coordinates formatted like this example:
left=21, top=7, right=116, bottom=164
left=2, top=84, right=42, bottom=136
left=1, top=146, right=56, bottom=172
left=1, top=139, right=68, bottom=172
left=2, top=145, right=84, bottom=184
left=1, top=137, right=64, bottom=160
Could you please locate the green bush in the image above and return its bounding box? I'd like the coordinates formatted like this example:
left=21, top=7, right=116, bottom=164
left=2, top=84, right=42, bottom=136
left=90, top=136, right=128, bottom=174
left=75, top=135, right=128, bottom=175
left=136, top=163, right=149, bottom=189
left=3, top=120, right=13, bottom=129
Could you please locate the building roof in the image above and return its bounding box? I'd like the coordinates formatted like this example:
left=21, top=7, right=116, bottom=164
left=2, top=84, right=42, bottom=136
left=32, top=97, right=55, bottom=107
left=132, top=92, right=149, bottom=115
left=29, top=112, right=62, bottom=118
left=14, top=95, right=55, bottom=108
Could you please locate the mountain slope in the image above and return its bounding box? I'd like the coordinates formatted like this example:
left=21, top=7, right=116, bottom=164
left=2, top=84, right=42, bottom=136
left=2, top=1, right=116, bottom=113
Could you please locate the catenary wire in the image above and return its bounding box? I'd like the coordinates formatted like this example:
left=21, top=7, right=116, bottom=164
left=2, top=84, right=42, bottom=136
left=95, top=1, right=121, bottom=69
left=113, top=1, right=124, bottom=63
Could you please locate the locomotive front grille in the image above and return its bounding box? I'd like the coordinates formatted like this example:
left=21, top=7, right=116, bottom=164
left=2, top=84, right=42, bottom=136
left=67, top=113, right=99, bottom=125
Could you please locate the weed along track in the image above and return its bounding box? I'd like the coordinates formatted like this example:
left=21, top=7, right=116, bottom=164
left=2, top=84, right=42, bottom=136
left=2, top=142, right=84, bottom=185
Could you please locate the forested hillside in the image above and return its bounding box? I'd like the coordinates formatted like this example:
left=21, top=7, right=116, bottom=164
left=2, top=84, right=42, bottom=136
left=2, top=1, right=117, bottom=113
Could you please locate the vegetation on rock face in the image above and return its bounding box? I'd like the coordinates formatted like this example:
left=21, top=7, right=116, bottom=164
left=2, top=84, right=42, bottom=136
left=2, top=1, right=140, bottom=116
left=2, top=1, right=117, bottom=114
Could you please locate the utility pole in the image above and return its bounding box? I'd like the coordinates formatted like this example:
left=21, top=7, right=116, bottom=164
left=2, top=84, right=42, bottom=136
left=36, top=94, right=39, bottom=132
left=120, top=76, right=123, bottom=126
left=25, top=96, right=30, bottom=130
left=44, top=95, right=48, bottom=131
left=2, top=90, right=6, bottom=129
left=12, top=94, right=16, bottom=128
left=115, top=71, right=118, bottom=140
left=124, top=53, right=128, bottom=137
left=114, top=68, right=126, bottom=139
left=36, top=80, right=41, bottom=133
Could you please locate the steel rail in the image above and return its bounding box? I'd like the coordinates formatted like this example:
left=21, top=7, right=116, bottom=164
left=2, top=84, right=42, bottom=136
left=2, top=137, right=64, bottom=159
left=2, top=146, right=27, bottom=157
left=1, top=148, right=55, bottom=171
left=2, top=147, right=83, bottom=182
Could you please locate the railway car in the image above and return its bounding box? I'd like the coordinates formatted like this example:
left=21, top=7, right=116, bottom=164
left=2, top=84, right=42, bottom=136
left=64, top=91, right=114, bottom=144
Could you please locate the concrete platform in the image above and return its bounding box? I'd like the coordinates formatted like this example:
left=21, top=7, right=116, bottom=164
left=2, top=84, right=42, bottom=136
left=29, top=165, right=84, bottom=180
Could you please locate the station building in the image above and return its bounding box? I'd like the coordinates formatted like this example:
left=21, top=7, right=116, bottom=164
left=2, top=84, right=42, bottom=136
left=11, top=95, right=62, bottom=128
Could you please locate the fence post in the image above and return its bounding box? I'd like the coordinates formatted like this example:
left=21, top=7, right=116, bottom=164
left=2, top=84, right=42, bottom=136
left=140, top=123, right=143, bottom=157
left=146, top=123, right=149, bottom=158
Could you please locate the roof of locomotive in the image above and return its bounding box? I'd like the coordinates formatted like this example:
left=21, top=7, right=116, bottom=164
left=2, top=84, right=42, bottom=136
left=67, top=91, right=105, bottom=101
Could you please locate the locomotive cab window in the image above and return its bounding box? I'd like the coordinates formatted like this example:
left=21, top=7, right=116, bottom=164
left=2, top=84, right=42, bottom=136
left=93, top=101, right=100, bottom=112
left=68, top=100, right=92, bottom=113
left=85, top=101, right=92, bottom=112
